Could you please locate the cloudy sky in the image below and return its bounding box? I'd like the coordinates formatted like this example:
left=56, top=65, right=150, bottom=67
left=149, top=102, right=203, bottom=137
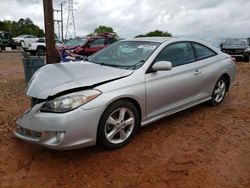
left=0, top=0, right=250, bottom=45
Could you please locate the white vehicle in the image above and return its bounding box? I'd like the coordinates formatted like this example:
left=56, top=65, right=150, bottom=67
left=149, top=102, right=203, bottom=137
left=12, top=35, right=38, bottom=46
left=25, top=38, right=64, bottom=56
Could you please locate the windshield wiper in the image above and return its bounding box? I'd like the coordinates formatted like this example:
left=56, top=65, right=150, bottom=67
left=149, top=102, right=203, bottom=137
left=127, top=60, right=145, bottom=70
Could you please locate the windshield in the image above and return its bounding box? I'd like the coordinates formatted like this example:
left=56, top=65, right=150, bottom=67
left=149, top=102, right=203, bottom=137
left=88, top=41, right=160, bottom=69
left=64, top=38, right=87, bottom=46
left=225, top=38, right=249, bottom=45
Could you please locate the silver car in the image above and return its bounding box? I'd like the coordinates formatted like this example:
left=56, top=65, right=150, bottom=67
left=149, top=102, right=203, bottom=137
left=15, top=37, right=237, bottom=150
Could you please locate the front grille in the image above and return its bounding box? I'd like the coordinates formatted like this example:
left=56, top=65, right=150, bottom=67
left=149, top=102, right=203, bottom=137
left=16, top=126, right=42, bottom=139
left=225, top=49, right=243, bottom=54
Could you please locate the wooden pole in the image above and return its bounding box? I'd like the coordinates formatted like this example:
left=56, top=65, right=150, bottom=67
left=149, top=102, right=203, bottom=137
left=43, top=0, right=56, bottom=64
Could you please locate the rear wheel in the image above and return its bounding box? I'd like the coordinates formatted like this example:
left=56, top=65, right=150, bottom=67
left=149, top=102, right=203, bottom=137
left=37, top=46, right=45, bottom=56
left=210, top=77, right=227, bottom=106
left=97, top=100, right=140, bottom=150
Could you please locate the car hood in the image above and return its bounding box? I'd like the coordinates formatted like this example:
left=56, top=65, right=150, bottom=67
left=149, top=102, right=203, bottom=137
left=27, top=61, right=134, bottom=99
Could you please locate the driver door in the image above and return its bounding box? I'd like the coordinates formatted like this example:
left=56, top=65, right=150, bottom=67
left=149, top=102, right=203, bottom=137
left=145, top=42, right=203, bottom=119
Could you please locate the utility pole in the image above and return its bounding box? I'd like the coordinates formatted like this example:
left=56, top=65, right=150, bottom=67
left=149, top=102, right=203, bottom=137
left=43, top=0, right=56, bottom=64
left=54, top=2, right=64, bottom=41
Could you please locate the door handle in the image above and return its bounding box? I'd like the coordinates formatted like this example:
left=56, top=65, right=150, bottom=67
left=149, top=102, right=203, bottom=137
left=194, top=70, right=201, bottom=75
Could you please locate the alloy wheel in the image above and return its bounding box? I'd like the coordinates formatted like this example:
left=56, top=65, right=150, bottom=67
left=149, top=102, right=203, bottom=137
left=104, top=107, right=135, bottom=144
left=213, top=79, right=226, bottom=103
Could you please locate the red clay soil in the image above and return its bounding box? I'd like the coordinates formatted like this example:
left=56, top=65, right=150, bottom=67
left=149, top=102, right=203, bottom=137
left=0, top=60, right=250, bottom=188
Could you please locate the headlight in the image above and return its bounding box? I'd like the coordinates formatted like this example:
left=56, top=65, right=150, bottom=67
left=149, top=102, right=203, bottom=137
left=40, top=90, right=101, bottom=113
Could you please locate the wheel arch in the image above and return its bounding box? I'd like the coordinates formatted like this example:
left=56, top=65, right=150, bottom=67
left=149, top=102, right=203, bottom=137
left=105, top=97, right=142, bottom=123
left=220, top=73, right=230, bottom=91
left=36, top=45, right=46, bottom=50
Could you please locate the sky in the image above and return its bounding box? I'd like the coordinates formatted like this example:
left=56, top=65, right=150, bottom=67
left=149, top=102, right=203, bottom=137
left=0, top=0, right=250, bottom=46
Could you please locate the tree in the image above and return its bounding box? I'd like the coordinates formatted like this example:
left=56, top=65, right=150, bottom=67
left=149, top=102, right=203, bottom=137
left=135, top=30, right=172, bottom=38
left=0, top=18, right=44, bottom=37
left=94, top=25, right=114, bottom=34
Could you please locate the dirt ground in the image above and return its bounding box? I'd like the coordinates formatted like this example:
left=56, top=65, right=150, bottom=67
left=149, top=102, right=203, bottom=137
left=0, top=52, right=250, bottom=188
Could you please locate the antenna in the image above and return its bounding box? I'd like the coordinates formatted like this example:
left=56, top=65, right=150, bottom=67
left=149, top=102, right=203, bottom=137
left=65, top=0, right=77, bottom=39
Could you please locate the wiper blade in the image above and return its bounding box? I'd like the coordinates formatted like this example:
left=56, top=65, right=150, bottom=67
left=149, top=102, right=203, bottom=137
left=127, top=60, right=145, bottom=70
left=98, top=62, right=129, bottom=68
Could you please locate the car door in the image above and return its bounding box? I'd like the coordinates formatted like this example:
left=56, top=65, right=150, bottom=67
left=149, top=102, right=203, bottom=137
left=85, top=38, right=105, bottom=56
left=145, top=42, right=203, bottom=119
left=191, top=42, right=219, bottom=99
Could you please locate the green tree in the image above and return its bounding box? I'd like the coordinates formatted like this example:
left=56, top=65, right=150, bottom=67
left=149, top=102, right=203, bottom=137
left=94, top=25, right=114, bottom=34
left=135, top=30, right=172, bottom=37
left=0, top=18, right=44, bottom=37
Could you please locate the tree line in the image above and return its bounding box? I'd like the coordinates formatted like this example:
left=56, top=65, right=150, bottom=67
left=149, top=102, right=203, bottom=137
left=0, top=18, right=45, bottom=37
left=0, top=18, right=172, bottom=38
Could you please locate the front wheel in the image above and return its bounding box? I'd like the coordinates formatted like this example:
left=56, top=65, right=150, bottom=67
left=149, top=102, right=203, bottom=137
left=210, top=77, right=227, bottom=106
left=97, top=100, right=140, bottom=150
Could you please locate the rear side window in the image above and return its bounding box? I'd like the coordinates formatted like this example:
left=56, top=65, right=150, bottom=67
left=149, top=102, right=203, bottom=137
left=192, top=43, right=216, bottom=60
left=91, top=38, right=105, bottom=46
left=155, top=42, right=195, bottom=67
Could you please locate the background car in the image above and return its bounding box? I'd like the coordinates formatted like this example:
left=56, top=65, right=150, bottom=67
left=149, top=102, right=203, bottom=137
left=0, top=31, right=16, bottom=50
left=13, top=34, right=38, bottom=47
left=15, top=37, right=236, bottom=150
left=25, top=38, right=64, bottom=56
left=221, top=38, right=250, bottom=62
left=72, top=33, right=117, bottom=56
left=57, top=33, right=117, bottom=57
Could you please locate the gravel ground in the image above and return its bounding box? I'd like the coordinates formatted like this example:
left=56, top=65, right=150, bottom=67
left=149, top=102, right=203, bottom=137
left=0, top=55, right=250, bottom=188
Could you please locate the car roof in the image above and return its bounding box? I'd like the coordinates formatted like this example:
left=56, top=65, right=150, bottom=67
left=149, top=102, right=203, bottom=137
left=123, top=37, right=174, bottom=43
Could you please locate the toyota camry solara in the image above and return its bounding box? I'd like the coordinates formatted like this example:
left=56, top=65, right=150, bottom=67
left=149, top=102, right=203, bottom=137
left=15, top=37, right=236, bottom=150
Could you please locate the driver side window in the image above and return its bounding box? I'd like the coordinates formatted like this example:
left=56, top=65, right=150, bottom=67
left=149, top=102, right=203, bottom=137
left=90, top=38, right=105, bottom=46
left=155, top=42, right=195, bottom=67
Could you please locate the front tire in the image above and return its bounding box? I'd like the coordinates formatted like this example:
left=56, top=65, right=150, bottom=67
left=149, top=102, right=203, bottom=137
left=97, top=100, right=140, bottom=150
left=210, top=77, right=228, bottom=106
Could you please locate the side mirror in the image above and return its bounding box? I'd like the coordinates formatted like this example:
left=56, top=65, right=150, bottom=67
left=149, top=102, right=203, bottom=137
left=220, top=43, right=223, bottom=49
left=152, top=61, right=172, bottom=72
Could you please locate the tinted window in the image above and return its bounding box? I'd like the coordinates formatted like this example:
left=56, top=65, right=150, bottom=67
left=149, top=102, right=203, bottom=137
left=225, top=38, right=248, bottom=45
left=37, top=38, right=45, bottom=43
left=155, top=42, right=195, bottom=67
left=64, top=38, right=87, bottom=46
left=91, top=38, right=105, bottom=46
left=193, top=43, right=216, bottom=60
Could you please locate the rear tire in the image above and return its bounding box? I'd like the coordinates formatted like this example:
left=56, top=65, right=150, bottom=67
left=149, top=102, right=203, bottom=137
left=97, top=100, right=140, bottom=150
left=37, top=46, right=45, bottom=56
left=210, top=77, right=228, bottom=106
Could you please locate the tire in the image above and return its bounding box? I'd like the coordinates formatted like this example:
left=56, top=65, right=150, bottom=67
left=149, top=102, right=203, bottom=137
left=37, top=46, right=45, bottom=56
left=97, top=100, right=140, bottom=150
left=210, top=77, right=228, bottom=106
left=243, top=55, right=249, bottom=62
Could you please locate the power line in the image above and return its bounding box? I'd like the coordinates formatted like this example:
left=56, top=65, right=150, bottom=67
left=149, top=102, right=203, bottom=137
left=65, top=0, right=77, bottom=39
